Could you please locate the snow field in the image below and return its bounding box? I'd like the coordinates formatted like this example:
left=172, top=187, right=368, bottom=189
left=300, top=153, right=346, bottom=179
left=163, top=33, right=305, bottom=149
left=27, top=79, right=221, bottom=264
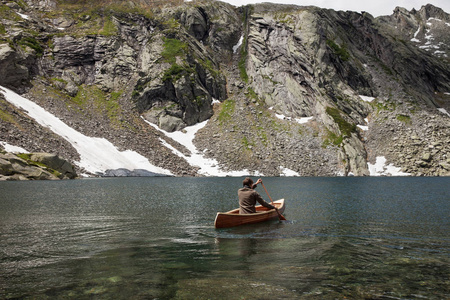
left=0, top=86, right=172, bottom=176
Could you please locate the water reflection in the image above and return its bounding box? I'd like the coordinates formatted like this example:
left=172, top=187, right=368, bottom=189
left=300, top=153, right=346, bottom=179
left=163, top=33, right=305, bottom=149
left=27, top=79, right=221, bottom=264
left=0, top=177, right=449, bottom=299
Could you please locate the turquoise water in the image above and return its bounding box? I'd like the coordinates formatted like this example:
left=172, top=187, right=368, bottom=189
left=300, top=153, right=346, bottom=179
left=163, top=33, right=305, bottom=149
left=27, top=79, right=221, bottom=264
left=0, top=177, right=449, bottom=299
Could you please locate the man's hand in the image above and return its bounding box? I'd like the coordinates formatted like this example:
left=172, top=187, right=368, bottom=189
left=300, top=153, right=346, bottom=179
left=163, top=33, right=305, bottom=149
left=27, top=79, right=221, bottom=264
left=255, top=178, right=263, bottom=185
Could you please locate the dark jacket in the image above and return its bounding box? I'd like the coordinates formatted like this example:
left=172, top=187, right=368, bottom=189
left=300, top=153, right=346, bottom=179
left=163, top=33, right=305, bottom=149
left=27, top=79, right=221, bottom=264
left=238, top=185, right=275, bottom=214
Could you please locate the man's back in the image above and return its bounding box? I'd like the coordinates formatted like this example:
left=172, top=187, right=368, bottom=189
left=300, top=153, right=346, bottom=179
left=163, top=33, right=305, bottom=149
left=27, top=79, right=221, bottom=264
left=239, top=186, right=275, bottom=214
left=238, top=186, right=260, bottom=214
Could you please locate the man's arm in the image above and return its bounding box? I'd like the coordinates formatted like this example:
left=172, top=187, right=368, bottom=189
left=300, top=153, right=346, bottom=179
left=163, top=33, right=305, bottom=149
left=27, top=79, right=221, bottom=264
left=254, top=192, right=275, bottom=210
left=251, top=178, right=263, bottom=189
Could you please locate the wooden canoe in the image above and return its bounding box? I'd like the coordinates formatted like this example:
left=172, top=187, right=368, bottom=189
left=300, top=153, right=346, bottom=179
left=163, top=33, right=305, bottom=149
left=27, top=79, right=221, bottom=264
left=214, top=199, right=285, bottom=228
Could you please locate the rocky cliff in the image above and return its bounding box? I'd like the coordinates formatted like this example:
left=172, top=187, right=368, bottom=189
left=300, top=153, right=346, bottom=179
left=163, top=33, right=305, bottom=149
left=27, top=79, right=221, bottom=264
left=0, top=0, right=449, bottom=177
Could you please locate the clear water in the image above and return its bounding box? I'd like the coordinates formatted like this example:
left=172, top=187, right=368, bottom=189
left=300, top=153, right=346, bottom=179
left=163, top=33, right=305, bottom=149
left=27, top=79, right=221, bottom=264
left=0, top=177, right=449, bottom=299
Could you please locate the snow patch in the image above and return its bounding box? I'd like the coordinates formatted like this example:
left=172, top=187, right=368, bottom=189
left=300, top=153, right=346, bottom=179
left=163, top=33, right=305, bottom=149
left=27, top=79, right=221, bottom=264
left=233, top=35, right=243, bottom=53
left=368, top=156, right=410, bottom=176
left=357, top=125, right=368, bottom=131
left=295, top=116, right=314, bottom=124
left=275, top=113, right=313, bottom=124
left=0, top=141, right=28, bottom=153
left=17, top=12, right=29, bottom=20
left=0, top=85, right=172, bottom=176
left=411, top=25, right=421, bottom=42
left=437, top=108, right=450, bottom=117
left=428, top=17, right=442, bottom=22
left=359, top=95, right=375, bottom=102
left=143, top=118, right=260, bottom=177
left=357, top=117, right=369, bottom=131
left=280, top=167, right=300, bottom=176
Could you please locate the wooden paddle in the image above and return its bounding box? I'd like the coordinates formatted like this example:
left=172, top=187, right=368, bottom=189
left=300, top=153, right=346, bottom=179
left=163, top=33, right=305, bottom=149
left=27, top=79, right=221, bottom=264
left=261, top=182, right=286, bottom=221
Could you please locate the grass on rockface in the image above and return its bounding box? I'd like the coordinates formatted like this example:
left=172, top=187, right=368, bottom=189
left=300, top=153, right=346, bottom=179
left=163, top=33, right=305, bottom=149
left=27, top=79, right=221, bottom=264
left=323, top=107, right=356, bottom=147
left=71, top=11, right=119, bottom=37
left=217, top=99, right=235, bottom=125
left=18, top=36, right=44, bottom=56
left=396, top=114, right=411, bottom=124
left=161, top=38, right=188, bottom=64
left=326, top=107, right=356, bottom=137
left=241, top=136, right=254, bottom=150
left=72, top=85, right=124, bottom=127
left=43, top=1, right=147, bottom=38
left=323, top=129, right=344, bottom=147
left=16, top=153, right=63, bottom=178
left=162, top=64, right=185, bottom=81
left=0, top=99, right=23, bottom=129
left=0, top=3, right=47, bottom=55
left=199, top=58, right=221, bottom=79
left=99, top=16, right=118, bottom=36
left=326, top=39, right=350, bottom=61
left=238, top=9, right=250, bottom=83
left=0, top=109, right=21, bottom=129
left=0, top=23, right=6, bottom=34
left=0, top=4, right=21, bottom=21
left=238, top=36, right=249, bottom=83
left=160, top=37, right=195, bottom=83
left=370, top=97, right=399, bottom=113
left=256, top=125, right=268, bottom=147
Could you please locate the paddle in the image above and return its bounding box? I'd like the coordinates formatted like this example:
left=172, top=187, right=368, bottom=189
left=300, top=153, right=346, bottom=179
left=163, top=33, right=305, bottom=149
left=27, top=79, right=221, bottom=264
left=261, top=182, right=286, bottom=221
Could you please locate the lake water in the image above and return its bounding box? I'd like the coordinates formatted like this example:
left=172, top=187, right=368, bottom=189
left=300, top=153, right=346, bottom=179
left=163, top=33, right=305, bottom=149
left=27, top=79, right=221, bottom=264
left=0, top=177, right=449, bottom=299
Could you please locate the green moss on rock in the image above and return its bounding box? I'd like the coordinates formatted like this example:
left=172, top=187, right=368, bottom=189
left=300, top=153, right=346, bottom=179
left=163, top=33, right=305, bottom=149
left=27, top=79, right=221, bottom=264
left=326, top=106, right=356, bottom=137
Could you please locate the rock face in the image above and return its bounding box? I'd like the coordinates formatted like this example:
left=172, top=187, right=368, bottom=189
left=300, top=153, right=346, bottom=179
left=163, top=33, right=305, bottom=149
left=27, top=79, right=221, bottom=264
left=0, top=151, right=77, bottom=180
left=0, top=0, right=449, bottom=177
left=29, top=153, right=77, bottom=179
left=0, top=44, right=31, bottom=89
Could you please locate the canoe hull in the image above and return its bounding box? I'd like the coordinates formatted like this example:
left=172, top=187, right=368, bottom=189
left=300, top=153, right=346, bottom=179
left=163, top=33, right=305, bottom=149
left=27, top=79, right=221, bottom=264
left=214, top=199, right=285, bottom=228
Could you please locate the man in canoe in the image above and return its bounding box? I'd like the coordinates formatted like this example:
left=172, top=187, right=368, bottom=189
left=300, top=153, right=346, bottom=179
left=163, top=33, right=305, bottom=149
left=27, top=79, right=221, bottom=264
left=238, top=177, right=275, bottom=214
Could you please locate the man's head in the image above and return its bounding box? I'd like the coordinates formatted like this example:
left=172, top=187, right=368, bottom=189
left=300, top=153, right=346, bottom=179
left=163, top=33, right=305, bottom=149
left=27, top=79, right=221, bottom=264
left=243, top=177, right=253, bottom=187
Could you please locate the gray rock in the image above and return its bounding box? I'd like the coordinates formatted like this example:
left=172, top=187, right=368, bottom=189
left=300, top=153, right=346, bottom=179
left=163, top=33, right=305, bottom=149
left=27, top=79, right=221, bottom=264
left=30, top=153, right=77, bottom=179
left=0, top=44, right=30, bottom=88
left=0, top=152, right=77, bottom=180
left=0, top=157, right=14, bottom=176
left=439, top=162, right=450, bottom=170
left=422, top=152, right=432, bottom=162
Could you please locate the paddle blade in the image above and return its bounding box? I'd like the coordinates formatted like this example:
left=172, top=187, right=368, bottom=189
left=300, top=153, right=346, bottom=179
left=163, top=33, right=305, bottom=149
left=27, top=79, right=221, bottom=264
left=278, top=212, right=287, bottom=221
left=275, top=208, right=286, bottom=221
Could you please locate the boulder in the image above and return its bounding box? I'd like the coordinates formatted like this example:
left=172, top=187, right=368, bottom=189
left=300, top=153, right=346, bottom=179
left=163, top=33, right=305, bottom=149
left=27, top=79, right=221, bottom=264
left=0, top=44, right=30, bottom=88
left=159, top=114, right=184, bottom=132
left=421, top=152, right=432, bottom=162
left=439, top=161, right=450, bottom=170
left=29, top=153, right=77, bottom=179
left=0, top=157, right=14, bottom=175
left=19, top=166, right=58, bottom=180
left=0, top=152, right=67, bottom=180
left=180, top=6, right=209, bottom=41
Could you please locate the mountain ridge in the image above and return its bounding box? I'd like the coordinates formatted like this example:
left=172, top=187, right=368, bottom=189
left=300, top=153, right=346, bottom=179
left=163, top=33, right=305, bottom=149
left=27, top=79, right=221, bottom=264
left=0, top=0, right=449, bottom=178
